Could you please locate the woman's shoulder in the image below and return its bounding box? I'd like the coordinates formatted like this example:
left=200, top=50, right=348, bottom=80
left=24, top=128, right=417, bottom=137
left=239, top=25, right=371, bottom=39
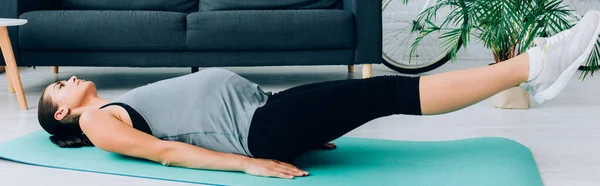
left=80, top=107, right=128, bottom=130
left=79, top=109, right=108, bottom=133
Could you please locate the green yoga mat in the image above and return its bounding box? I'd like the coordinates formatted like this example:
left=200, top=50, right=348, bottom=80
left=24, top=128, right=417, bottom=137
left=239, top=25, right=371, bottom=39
left=0, top=131, right=543, bottom=186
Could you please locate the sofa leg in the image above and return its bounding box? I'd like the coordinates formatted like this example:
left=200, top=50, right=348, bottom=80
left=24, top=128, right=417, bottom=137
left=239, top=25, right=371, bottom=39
left=52, top=66, right=59, bottom=74
left=347, top=65, right=354, bottom=73
left=0, top=66, right=4, bottom=73
left=191, top=67, right=199, bottom=73
left=362, top=64, right=372, bottom=79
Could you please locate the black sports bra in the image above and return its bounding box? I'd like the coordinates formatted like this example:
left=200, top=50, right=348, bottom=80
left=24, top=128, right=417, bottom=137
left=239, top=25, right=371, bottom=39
left=99, top=103, right=153, bottom=135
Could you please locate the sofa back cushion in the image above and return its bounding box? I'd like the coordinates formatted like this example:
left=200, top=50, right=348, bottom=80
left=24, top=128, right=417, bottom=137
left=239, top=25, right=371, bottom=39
left=19, top=11, right=188, bottom=51
left=60, top=0, right=198, bottom=13
left=186, top=10, right=354, bottom=51
left=199, top=0, right=341, bottom=11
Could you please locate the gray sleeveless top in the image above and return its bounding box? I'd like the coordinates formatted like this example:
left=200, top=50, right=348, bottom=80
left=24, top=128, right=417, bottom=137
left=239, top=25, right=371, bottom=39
left=110, top=68, right=271, bottom=157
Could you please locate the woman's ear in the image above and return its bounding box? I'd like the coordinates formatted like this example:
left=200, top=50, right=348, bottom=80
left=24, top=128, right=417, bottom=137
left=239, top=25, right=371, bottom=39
left=54, top=107, right=70, bottom=121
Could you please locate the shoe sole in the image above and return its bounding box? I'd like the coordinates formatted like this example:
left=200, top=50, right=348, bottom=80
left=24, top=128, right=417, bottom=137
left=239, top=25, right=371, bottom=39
left=533, top=11, right=600, bottom=104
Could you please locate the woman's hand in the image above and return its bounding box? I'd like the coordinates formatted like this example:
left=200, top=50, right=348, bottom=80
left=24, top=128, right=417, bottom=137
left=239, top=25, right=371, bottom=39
left=242, top=158, right=308, bottom=179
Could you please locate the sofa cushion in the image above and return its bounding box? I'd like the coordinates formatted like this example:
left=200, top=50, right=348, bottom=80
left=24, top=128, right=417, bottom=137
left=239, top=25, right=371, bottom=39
left=20, top=50, right=354, bottom=67
left=60, top=0, right=198, bottom=13
left=199, top=0, right=341, bottom=11
left=187, top=10, right=354, bottom=51
left=19, top=11, right=187, bottom=51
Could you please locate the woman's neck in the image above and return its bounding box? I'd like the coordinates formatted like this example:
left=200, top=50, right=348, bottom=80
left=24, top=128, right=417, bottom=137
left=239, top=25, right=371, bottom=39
left=72, top=96, right=111, bottom=114
left=86, top=97, right=111, bottom=109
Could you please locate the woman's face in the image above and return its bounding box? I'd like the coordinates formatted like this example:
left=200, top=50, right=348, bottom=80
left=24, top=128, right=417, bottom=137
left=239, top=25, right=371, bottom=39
left=43, top=76, right=97, bottom=110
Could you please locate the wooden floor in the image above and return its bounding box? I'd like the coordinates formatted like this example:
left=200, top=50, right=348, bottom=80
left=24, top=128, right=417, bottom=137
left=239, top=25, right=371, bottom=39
left=0, top=63, right=599, bottom=186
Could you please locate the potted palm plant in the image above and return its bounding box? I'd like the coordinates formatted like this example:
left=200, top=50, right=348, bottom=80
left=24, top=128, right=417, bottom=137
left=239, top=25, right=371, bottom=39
left=410, top=0, right=600, bottom=109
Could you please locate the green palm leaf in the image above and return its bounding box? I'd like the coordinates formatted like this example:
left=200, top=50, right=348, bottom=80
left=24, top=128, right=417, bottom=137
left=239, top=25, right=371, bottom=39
left=406, top=0, right=599, bottom=78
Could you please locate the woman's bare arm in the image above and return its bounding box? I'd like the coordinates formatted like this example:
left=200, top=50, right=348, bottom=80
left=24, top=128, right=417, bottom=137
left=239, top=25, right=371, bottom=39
left=79, top=109, right=307, bottom=179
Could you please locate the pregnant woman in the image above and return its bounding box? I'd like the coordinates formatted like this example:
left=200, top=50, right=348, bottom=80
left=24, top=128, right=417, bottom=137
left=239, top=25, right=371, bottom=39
left=37, top=11, right=600, bottom=179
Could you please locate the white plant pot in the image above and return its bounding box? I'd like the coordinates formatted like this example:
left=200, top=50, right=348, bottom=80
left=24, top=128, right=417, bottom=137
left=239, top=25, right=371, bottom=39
left=490, top=86, right=530, bottom=109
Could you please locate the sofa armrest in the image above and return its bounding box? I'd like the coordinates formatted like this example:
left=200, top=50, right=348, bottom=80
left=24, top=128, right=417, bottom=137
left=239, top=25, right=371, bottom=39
left=343, top=0, right=382, bottom=64
left=0, top=0, right=55, bottom=65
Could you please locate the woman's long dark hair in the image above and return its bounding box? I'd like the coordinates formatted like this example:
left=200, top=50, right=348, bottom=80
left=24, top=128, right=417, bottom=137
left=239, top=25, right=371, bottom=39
left=38, top=88, right=94, bottom=148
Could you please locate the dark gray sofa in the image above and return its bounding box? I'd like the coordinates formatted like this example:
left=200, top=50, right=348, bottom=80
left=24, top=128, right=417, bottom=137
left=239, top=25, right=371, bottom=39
left=0, top=0, right=381, bottom=77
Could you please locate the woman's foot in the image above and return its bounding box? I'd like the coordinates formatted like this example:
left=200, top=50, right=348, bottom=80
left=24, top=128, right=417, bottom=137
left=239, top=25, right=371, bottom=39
left=522, top=10, right=600, bottom=104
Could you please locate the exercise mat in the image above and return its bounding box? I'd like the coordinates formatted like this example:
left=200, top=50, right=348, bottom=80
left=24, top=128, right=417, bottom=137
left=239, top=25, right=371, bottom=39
left=0, top=130, right=543, bottom=186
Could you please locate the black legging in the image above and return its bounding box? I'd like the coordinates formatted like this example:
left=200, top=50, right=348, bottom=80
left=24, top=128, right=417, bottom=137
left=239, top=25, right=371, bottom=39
left=247, top=75, right=422, bottom=162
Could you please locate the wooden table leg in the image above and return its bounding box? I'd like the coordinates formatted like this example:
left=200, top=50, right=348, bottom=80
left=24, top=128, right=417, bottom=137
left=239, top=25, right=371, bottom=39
left=52, top=66, right=59, bottom=74
left=6, top=66, right=14, bottom=93
left=0, top=26, right=28, bottom=110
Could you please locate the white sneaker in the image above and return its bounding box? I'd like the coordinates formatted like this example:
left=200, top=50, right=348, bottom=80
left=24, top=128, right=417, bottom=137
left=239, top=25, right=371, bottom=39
left=523, top=10, right=600, bottom=104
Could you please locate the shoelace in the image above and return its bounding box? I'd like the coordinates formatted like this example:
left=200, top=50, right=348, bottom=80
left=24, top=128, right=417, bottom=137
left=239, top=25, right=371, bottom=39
left=544, top=29, right=573, bottom=51
left=541, top=29, right=574, bottom=63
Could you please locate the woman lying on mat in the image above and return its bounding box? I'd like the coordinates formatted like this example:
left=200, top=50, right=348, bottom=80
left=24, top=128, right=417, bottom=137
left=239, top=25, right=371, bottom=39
left=37, top=11, right=600, bottom=179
